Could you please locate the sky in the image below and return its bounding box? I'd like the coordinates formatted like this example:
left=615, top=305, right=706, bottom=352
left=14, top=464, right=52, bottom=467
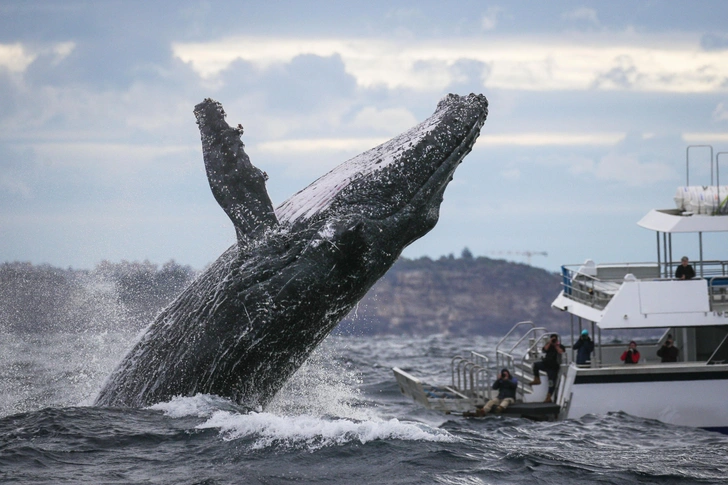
left=1, top=0, right=727, bottom=273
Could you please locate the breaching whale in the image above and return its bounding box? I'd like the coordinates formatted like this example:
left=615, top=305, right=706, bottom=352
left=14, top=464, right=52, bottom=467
left=94, top=93, right=488, bottom=408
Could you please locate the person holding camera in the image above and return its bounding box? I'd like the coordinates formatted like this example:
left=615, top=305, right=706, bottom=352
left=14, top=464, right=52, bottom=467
left=573, top=328, right=594, bottom=366
left=620, top=341, right=640, bottom=364
left=528, top=334, right=565, bottom=403
left=657, top=335, right=679, bottom=362
left=477, top=368, right=518, bottom=415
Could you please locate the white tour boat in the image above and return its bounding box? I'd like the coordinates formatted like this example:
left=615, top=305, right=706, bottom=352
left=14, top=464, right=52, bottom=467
left=394, top=146, right=728, bottom=432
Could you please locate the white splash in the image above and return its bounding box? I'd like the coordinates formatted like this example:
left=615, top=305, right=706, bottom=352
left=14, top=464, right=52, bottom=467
left=196, top=411, right=454, bottom=450
left=148, top=393, right=237, bottom=418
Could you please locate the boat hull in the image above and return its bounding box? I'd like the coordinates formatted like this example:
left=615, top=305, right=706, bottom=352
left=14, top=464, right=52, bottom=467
left=559, top=363, right=728, bottom=431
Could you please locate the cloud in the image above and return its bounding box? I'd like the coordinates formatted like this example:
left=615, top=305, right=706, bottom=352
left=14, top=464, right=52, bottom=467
left=592, top=153, right=676, bottom=186
left=449, top=58, right=491, bottom=88
left=350, top=106, right=418, bottom=133
left=481, top=7, right=502, bottom=31
left=562, top=7, right=599, bottom=26
left=500, top=168, right=520, bottom=180
left=0, top=43, right=35, bottom=72
left=255, top=137, right=387, bottom=155
left=591, top=55, right=640, bottom=89
left=0, top=179, right=31, bottom=199
left=480, top=132, right=625, bottom=146
left=682, top=132, right=728, bottom=143
left=701, top=33, right=728, bottom=51
left=173, top=34, right=728, bottom=93
left=712, top=102, right=728, bottom=121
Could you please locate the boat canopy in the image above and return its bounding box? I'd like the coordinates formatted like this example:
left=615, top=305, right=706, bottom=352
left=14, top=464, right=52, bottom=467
left=638, top=209, right=728, bottom=233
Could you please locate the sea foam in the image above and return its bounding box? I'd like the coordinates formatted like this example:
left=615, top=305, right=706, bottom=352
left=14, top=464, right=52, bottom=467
left=196, top=411, right=455, bottom=450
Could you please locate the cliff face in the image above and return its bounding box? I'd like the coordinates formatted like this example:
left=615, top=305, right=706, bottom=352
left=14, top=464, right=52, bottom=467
left=338, top=256, right=567, bottom=336
left=1, top=257, right=566, bottom=336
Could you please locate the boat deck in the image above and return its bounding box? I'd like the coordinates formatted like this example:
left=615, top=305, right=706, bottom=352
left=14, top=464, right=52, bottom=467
left=463, top=402, right=560, bottom=419
left=394, top=366, right=561, bottom=418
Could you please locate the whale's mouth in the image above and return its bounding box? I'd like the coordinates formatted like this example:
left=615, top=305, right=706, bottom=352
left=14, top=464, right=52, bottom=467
left=275, top=94, right=487, bottom=227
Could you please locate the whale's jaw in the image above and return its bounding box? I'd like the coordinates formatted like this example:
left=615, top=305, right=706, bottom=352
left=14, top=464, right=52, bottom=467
left=94, top=94, right=488, bottom=409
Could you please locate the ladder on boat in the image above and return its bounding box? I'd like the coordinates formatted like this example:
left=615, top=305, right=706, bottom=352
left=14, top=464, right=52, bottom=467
left=495, top=321, right=569, bottom=404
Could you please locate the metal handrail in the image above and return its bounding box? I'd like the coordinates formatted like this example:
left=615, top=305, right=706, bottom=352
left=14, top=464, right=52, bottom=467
left=470, top=351, right=491, bottom=399
left=686, top=144, right=713, bottom=186
left=455, top=358, right=469, bottom=390
left=519, top=332, right=551, bottom=366
left=450, top=355, right=464, bottom=389
left=717, top=152, right=728, bottom=214
left=462, top=361, right=477, bottom=396
left=468, top=364, right=482, bottom=398
left=495, top=320, right=534, bottom=369
left=494, top=326, right=549, bottom=398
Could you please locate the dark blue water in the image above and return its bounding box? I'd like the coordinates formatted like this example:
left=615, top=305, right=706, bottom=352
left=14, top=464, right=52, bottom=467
left=2, top=332, right=727, bottom=484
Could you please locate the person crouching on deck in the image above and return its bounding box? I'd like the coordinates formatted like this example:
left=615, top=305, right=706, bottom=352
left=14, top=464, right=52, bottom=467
left=477, top=368, right=518, bottom=415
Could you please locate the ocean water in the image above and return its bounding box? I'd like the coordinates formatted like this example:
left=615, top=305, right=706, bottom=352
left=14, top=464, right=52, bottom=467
left=1, top=331, right=727, bottom=484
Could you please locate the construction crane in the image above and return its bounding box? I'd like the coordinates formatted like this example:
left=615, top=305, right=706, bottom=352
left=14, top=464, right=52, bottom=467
left=488, top=250, right=548, bottom=266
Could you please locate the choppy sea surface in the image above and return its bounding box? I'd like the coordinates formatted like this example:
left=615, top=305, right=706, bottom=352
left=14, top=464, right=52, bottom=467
left=1, top=331, right=727, bottom=484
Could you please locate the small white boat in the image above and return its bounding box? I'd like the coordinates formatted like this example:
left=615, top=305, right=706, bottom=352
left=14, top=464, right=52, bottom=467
left=394, top=146, right=728, bottom=432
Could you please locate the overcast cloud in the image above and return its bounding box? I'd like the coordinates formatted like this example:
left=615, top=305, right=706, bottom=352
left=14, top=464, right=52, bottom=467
left=1, top=0, right=727, bottom=271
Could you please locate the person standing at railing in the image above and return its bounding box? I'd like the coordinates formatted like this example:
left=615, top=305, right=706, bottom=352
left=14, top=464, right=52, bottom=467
left=477, top=368, right=518, bottom=415
left=621, top=341, right=640, bottom=364
left=675, top=256, right=696, bottom=280
left=528, top=334, right=565, bottom=403
left=573, top=329, right=594, bottom=366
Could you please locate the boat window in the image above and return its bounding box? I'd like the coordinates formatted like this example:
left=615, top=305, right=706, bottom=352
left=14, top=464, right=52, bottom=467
left=708, top=332, right=728, bottom=365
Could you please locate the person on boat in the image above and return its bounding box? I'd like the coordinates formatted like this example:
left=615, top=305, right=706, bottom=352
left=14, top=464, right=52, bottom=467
left=675, top=256, right=696, bottom=280
left=657, top=335, right=679, bottom=362
left=573, top=329, right=594, bottom=366
left=620, top=341, right=640, bottom=364
left=528, top=334, right=565, bottom=403
left=477, top=368, right=518, bottom=415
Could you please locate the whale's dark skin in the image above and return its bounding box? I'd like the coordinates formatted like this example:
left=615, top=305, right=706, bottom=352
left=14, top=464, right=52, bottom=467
left=94, top=93, right=488, bottom=408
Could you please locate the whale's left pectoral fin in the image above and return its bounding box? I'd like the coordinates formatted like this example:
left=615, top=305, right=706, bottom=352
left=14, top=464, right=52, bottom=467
left=194, top=99, right=279, bottom=244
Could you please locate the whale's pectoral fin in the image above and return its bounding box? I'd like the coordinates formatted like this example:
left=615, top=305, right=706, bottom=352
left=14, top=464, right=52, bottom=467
left=194, top=98, right=279, bottom=244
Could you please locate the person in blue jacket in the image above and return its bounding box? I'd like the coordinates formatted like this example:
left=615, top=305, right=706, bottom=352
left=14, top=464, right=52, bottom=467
left=477, top=368, right=518, bottom=415
left=573, top=329, right=594, bottom=366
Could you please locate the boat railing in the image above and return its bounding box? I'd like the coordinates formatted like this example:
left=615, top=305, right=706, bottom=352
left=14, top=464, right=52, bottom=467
left=494, top=320, right=536, bottom=369
left=451, top=355, right=465, bottom=389
left=450, top=351, right=492, bottom=400
left=708, top=276, right=728, bottom=310
left=560, top=266, right=621, bottom=310
left=518, top=332, right=554, bottom=371
left=494, top=326, right=550, bottom=398
left=561, top=261, right=728, bottom=310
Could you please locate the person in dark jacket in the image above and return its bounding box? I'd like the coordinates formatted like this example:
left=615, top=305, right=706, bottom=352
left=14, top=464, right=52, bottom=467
left=621, top=341, right=640, bottom=364
left=478, top=368, right=518, bottom=415
left=528, top=334, right=565, bottom=403
left=573, top=329, right=594, bottom=366
left=657, top=336, right=679, bottom=362
left=675, top=256, right=696, bottom=280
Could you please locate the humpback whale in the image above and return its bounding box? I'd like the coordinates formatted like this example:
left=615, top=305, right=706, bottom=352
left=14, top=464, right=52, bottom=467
left=95, top=93, right=488, bottom=408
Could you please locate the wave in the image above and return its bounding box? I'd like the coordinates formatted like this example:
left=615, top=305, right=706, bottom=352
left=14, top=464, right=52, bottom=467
left=149, top=393, right=454, bottom=451
left=197, top=411, right=455, bottom=451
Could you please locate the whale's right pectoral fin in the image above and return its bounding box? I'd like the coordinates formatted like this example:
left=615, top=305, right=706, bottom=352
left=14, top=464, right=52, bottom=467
left=194, top=99, right=279, bottom=245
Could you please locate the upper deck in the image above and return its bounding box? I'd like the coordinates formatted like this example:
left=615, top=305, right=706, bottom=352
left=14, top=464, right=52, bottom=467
left=552, top=184, right=728, bottom=330
left=553, top=259, right=728, bottom=329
